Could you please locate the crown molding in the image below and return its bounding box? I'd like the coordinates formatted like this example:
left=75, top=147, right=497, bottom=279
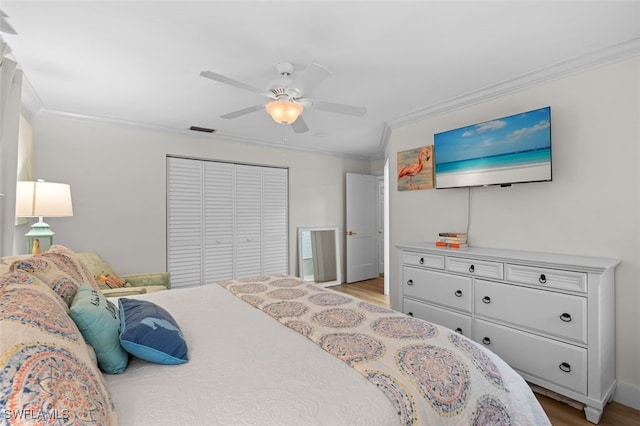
left=387, top=38, right=640, bottom=129
left=29, top=38, right=639, bottom=163
left=38, top=108, right=379, bottom=162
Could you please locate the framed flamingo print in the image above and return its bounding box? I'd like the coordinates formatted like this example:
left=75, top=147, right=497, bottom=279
left=397, top=145, right=434, bottom=191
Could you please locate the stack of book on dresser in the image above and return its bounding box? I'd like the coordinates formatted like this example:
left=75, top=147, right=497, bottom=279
left=435, top=233, right=468, bottom=248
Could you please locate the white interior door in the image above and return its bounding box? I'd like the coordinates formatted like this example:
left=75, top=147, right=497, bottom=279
left=203, top=161, right=234, bottom=283
left=234, top=164, right=263, bottom=278
left=167, top=157, right=203, bottom=288
left=346, top=173, right=378, bottom=283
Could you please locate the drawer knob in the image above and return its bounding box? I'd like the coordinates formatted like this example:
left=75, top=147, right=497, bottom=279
left=482, top=296, right=491, bottom=304
left=455, top=290, right=463, bottom=297
left=419, top=257, right=424, bottom=265
left=407, top=279, right=414, bottom=286
left=539, top=274, right=547, bottom=284
left=469, top=264, right=475, bottom=273
left=560, top=313, right=572, bottom=322
left=407, top=312, right=414, bottom=317
left=482, top=337, right=491, bottom=345
left=559, top=362, right=571, bottom=373
left=455, top=327, right=463, bottom=334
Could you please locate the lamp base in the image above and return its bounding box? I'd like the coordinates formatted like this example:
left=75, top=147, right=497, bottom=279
left=25, top=217, right=55, bottom=255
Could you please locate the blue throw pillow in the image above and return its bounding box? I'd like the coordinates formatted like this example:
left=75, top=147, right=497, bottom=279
left=70, top=285, right=129, bottom=374
left=118, top=298, right=188, bottom=365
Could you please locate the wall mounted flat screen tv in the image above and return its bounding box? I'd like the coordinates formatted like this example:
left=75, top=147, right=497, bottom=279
left=434, top=106, right=552, bottom=189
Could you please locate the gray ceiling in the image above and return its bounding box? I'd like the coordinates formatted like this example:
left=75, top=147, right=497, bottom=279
left=1, top=1, right=639, bottom=160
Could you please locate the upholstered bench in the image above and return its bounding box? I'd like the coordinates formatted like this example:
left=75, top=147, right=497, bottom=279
left=77, top=252, right=170, bottom=297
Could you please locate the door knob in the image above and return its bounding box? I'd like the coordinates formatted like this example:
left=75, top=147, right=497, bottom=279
left=347, top=231, right=358, bottom=236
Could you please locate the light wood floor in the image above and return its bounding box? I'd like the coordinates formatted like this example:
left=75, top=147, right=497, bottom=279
left=331, top=278, right=640, bottom=426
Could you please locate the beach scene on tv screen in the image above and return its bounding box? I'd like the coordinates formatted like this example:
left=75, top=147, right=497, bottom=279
left=435, top=107, right=551, bottom=188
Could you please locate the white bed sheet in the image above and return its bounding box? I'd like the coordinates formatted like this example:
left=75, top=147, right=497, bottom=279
left=105, top=284, right=400, bottom=426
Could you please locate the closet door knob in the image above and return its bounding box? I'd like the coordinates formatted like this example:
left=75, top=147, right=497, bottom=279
left=559, top=362, right=571, bottom=373
left=419, top=257, right=424, bottom=264
left=407, top=312, right=414, bottom=317
left=482, top=296, right=491, bottom=304
left=539, top=274, right=547, bottom=284
left=560, top=313, right=572, bottom=322
left=454, top=290, right=463, bottom=297
left=482, top=337, right=491, bottom=345
left=407, top=279, right=414, bottom=286
left=455, top=327, right=463, bottom=334
left=469, top=264, right=475, bottom=273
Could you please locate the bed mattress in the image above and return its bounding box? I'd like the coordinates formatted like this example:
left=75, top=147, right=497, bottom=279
left=105, top=278, right=550, bottom=425
left=105, top=283, right=400, bottom=425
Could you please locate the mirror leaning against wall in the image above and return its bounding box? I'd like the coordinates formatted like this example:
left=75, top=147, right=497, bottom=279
left=298, top=226, right=342, bottom=287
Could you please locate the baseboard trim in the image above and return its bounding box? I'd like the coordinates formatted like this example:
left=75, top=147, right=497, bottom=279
left=613, top=381, right=640, bottom=410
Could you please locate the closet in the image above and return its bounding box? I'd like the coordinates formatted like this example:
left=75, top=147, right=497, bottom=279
left=167, top=156, right=288, bottom=288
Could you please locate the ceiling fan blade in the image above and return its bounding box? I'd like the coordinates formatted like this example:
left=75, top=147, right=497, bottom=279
left=220, top=104, right=265, bottom=119
left=294, top=63, right=331, bottom=94
left=311, top=100, right=367, bottom=117
left=0, top=11, right=17, bottom=35
left=291, top=116, right=309, bottom=133
left=200, top=70, right=265, bottom=95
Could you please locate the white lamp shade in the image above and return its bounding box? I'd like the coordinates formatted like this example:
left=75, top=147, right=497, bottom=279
left=15, top=181, right=74, bottom=217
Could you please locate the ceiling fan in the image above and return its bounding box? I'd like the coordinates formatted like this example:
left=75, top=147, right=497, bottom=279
left=1, top=10, right=18, bottom=35
left=200, top=62, right=367, bottom=133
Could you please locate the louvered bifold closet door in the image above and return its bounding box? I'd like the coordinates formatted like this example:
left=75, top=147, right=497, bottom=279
left=262, top=167, right=288, bottom=275
left=167, top=157, right=203, bottom=288
left=203, top=161, right=234, bottom=283
left=234, top=165, right=263, bottom=277
left=168, top=157, right=288, bottom=286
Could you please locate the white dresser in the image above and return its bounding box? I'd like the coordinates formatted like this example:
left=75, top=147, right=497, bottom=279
left=397, top=242, right=620, bottom=424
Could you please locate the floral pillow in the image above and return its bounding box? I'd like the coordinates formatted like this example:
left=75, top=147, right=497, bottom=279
left=46, top=245, right=102, bottom=291
left=0, top=270, right=116, bottom=424
left=11, top=256, right=81, bottom=307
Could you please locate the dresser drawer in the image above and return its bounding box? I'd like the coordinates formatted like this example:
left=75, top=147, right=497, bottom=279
left=474, top=319, right=587, bottom=395
left=475, top=280, right=587, bottom=344
left=446, top=256, right=503, bottom=280
left=403, top=251, right=445, bottom=269
left=403, top=267, right=472, bottom=313
left=403, top=299, right=472, bottom=337
left=506, top=263, right=587, bottom=293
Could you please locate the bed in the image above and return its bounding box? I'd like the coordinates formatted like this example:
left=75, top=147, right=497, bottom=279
left=105, top=275, right=550, bottom=425
left=0, top=247, right=550, bottom=425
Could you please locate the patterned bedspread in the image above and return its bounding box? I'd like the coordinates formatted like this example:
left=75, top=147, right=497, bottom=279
left=219, top=275, right=550, bottom=426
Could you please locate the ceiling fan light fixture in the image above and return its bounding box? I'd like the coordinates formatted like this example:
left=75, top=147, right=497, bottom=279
left=265, top=99, right=303, bottom=124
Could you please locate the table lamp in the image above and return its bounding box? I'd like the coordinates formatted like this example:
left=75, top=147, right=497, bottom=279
left=15, top=180, right=73, bottom=254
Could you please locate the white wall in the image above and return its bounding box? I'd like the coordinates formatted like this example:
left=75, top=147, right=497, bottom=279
left=388, top=57, right=640, bottom=406
left=23, top=55, right=639, bottom=407
left=29, top=114, right=371, bottom=282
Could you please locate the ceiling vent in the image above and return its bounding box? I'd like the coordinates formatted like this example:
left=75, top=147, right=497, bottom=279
left=189, top=126, right=215, bottom=133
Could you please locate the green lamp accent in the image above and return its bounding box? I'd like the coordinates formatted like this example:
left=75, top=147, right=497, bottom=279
left=15, top=180, right=73, bottom=254
left=24, top=218, right=56, bottom=254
